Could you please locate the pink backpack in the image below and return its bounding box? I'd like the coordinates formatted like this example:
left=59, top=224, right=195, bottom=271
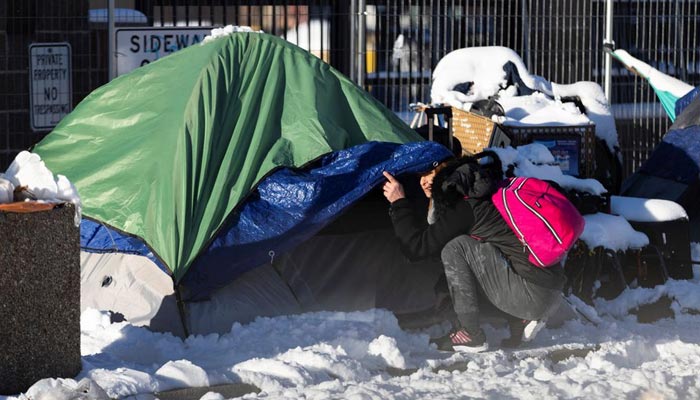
left=492, top=177, right=585, bottom=268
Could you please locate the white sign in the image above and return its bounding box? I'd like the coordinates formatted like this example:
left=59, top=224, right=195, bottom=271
left=116, top=27, right=213, bottom=76
left=29, top=43, right=72, bottom=131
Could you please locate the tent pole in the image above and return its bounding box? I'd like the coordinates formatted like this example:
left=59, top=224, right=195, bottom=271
left=603, top=0, right=614, bottom=102
left=174, top=284, right=190, bottom=338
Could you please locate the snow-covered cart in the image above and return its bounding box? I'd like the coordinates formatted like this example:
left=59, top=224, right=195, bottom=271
left=419, top=46, right=694, bottom=307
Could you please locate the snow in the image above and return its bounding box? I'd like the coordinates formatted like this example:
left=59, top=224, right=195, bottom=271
left=612, top=49, right=694, bottom=98
left=9, top=281, right=700, bottom=400
left=610, top=196, right=689, bottom=222
left=580, top=213, right=650, bottom=251
left=431, top=46, right=620, bottom=153
left=1, top=151, right=81, bottom=225
left=488, top=144, right=607, bottom=195
left=431, top=46, right=552, bottom=107
left=201, top=25, right=260, bottom=45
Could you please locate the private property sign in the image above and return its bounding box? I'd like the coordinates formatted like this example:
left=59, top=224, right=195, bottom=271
left=29, top=43, right=72, bottom=131
left=116, top=27, right=213, bottom=76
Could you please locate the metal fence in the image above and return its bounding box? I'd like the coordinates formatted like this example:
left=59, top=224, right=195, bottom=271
left=2, top=0, right=699, bottom=177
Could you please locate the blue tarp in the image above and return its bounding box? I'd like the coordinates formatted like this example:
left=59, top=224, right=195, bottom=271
left=676, top=86, right=700, bottom=117
left=639, top=126, right=700, bottom=185
left=81, top=141, right=453, bottom=300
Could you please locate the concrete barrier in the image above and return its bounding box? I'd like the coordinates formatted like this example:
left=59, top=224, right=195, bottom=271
left=0, top=202, right=81, bottom=394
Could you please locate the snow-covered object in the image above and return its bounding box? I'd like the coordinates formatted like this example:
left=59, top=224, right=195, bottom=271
left=610, top=196, right=689, bottom=222
left=3, top=151, right=81, bottom=225
left=431, top=46, right=620, bottom=152
left=431, top=46, right=552, bottom=107
left=489, top=144, right=607, bottom=195
left=0, top=174, right=14, bottom=203
left=201, top=25, right=260, bottom=44
left=20, top=378, right=108, bottom=400
left=613, top=49, right=694, bottom=99
left=553, top=81, right=620, bottom=153
left=580, top=213, right=649, bottom=251
left=497, top=93, right=592, bottom=127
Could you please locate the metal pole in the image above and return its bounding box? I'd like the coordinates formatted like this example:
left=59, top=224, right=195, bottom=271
left=349, top=0, right=357, bottom=83
left=108, top=0, right=116, bottom=80
left=357, top=0, right=366, bottom=88
left=521, top=0, right=530, bottom=70
left=603, top=0, right=614, bottom=101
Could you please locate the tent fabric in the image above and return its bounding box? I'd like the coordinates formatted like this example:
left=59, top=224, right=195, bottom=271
left=672, top=89, right=700, bottom=130
left=32, top=32, right=422, bottom=282
left=610, top=49, right=694, bottom=121
left=182, top=140, right=452, bottom=300
left=75, top=140, right=451, bottom=301
left=639, top=127, right=700, bottom=185
left=675, top=86, right=700, bottom=117
left=622, top=95, right=700, bottom=217
left=81, top=218, right=169, bottom=275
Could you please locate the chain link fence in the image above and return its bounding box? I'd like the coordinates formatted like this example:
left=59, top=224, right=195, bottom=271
left=1, top=0, right=699, bottom=177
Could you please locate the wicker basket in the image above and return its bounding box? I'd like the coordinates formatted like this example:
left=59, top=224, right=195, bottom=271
left=449, top=107, right=513, bottom=156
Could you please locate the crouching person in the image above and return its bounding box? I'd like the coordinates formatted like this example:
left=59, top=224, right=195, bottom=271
left=382, top=156, right=566, bottom=352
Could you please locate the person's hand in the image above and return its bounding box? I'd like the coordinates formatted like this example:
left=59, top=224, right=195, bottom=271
left=382, top=171, right=405, bottom=203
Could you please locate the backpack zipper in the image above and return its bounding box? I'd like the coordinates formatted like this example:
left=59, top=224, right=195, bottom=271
left=501, top=179, right=546, bottom=266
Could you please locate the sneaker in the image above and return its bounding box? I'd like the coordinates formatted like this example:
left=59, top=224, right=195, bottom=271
left=432, top=328, right=489, bottom=353
left=501, top=319, right=547, bottom=348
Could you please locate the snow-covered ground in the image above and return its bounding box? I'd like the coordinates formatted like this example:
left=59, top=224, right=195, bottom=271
left=7, top=274, right=700, bottom=399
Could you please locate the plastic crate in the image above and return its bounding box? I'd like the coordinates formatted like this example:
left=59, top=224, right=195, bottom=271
left=506, top=124, right=596, bottom=178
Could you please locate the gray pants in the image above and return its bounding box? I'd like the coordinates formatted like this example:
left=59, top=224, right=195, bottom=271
left=441, top=235, right=560, bottom=332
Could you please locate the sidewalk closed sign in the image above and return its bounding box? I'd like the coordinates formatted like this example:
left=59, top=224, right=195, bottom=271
left=29, top=43, right=72, bottom=131
left=116, top=27, right=213, bottom=76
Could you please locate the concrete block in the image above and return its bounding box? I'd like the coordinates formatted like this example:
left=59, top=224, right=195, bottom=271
left=0, top=202, right=81, bottom=394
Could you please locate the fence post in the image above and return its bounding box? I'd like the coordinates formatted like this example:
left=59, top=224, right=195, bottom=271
left=349, top=0, right=357, bottom=83
left=108, top=0, right=115, bottom=81
left=603, top=0, right=614, bottom=101
left=357, top=0, right=366, bottom=88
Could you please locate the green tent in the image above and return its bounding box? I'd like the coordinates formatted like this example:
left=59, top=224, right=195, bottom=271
left=34, top=32, right=421, bottom=283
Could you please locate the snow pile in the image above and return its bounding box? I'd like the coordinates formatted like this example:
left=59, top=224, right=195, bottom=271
left=431, top=46, right=619, bottom=152
left=613, top=49, right=694, bottom=98
left=489, top=143, right=607, bottom=195
left=57, top=308, right=437, bottom=398
left=610, top=196, right=689, bottom=222
left=431, top=47, right=552, bottom=105
left=19, top=378, right=108, bottom=400
left=1, top=151, right=81, bottom=225
left=202, top=25, right=261, bottom=44
left=580, top=213, right=649, bottom=251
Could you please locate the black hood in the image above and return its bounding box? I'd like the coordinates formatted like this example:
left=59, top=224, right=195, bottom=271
left=431, top=154, right=502, bottom=220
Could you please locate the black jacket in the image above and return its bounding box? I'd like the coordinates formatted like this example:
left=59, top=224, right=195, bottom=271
left=389, top=159, right=566, bottom=290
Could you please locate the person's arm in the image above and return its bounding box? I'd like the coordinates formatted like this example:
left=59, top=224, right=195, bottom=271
left=389, top=198, right=475, bottom=260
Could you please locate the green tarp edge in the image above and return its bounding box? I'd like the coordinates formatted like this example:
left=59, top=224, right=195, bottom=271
left=33, top=32, right=421, bottom=281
